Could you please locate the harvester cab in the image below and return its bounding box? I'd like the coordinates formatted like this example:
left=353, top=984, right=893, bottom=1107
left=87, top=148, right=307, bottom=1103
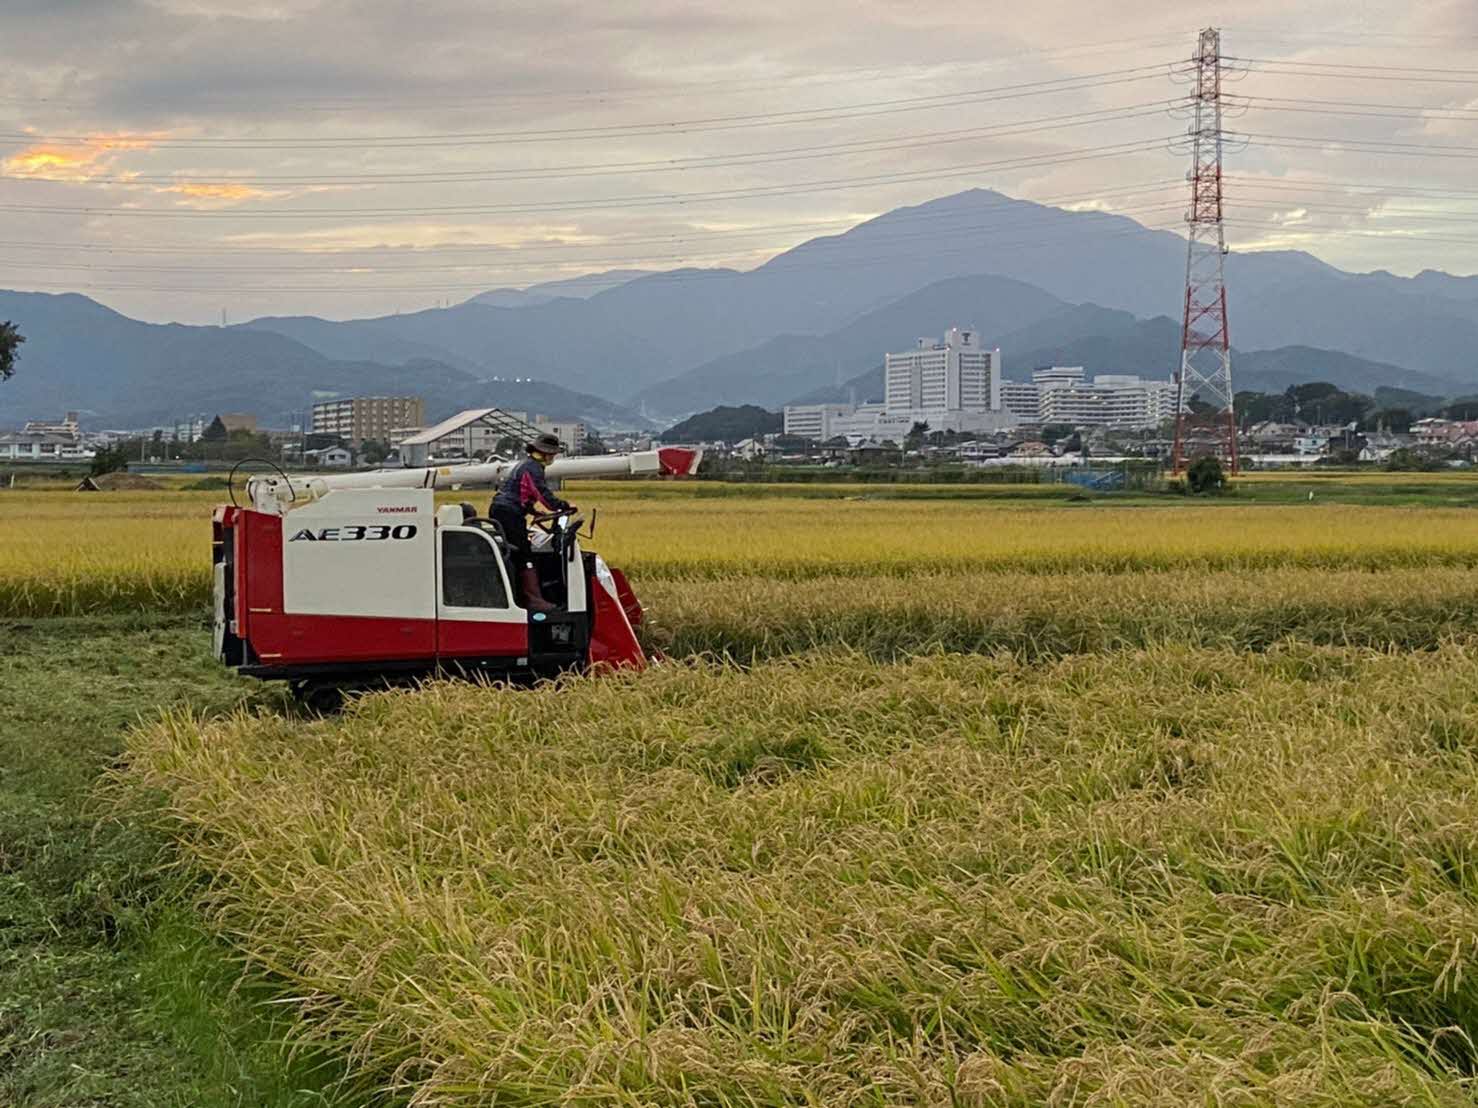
left=211, top=448, right=699, bottom=704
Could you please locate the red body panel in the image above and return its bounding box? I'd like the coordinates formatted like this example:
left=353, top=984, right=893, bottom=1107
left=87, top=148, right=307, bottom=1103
left=249, top=613, right=437, bottom=664
left=239, top=507, right=284, bottom=640
left=437, top=619, right=529, bottom=658
left=656, top=447, right=701, bottom=476
left=589, top=575, right=645, bottom=670
left=608, top=567, right=644, bottom=628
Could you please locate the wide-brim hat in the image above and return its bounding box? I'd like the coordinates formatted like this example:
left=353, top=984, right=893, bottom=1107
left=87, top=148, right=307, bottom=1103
left=527, top=432, right=563, bottom=455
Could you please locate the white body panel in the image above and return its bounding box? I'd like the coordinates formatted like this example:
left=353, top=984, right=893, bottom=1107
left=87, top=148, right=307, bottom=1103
left=281, top=489, right=436, bottom=619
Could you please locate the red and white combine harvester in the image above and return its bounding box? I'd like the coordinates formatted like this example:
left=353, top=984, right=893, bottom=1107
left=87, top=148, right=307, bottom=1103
left=211, top=447, right=701, bottom=705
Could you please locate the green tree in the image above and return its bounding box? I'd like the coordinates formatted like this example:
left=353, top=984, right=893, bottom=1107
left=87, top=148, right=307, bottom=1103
left=1366, top=407, right=1413, bottom=434
left=200, top=415, right=228, bottom=442
left=1285, top=383, right=1371, bottom=427
left=660, top=405, right=781, bottom=444
left=1039, top=423, right=1074, bottom=447
left=0, top=321, right=23, bottom=381
left=1441, top=396, right=1478, bottom=421
left=1186, top=454, right=1226, bottom=495
left=90, top=443, right=129, bottom=477
left=1186, top=395, right=1218, bottom=418
left=361, top=438, right=390, bottom=465
left=1384, top=447, right=1444, bottom=472
left=1236, top=390, right=1294, bottom=426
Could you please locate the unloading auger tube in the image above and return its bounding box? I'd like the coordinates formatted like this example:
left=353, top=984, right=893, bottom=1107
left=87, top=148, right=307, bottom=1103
left=244, top=446, right=702, bottom=514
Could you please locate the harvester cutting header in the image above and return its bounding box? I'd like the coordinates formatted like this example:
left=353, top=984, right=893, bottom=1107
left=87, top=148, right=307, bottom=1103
left=212, top=427, right=701, bottom=705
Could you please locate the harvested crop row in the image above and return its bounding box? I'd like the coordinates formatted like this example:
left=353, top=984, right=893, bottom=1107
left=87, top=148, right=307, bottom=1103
left=127, top=646, right=1478, bottom=1105
left=639, top=564, right=1478, bottom=660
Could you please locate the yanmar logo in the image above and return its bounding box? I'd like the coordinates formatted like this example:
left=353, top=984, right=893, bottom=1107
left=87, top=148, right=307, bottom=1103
left=376, top=505, right=418, bottom=514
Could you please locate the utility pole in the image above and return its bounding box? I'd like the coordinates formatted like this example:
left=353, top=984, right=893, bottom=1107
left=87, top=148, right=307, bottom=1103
left=1172, top=27, right=1239, bottom=474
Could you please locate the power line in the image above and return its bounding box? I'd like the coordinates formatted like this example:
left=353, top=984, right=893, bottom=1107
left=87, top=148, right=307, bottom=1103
left=0, top=102, right=1175, bottom=188
left=0, top=137, right=1178, bottom=219
left=1226, top=220, right=1478, bottom=249
left=1224, top=175, right=1478, bottom=201
left=1238, top=132, right=1478, bottom=160
left=0, top=198, right=1189, bottom=276
left=1225, top=26, right=1478, bottom=47
left=0, top=66, right=1177, bottom=150
left=0, top=33, right=1190, bottom=114
left=1226, top=198, right=1478, bottom=226
left=0, top=180, right=1186, bottom=258
left=1241, top=94, right=1478, bottom=118
left=1228, top=55, right=1478, bottom=77
left=1226, top=63, right=1478, bottom=85
left=0, top=213, right=1191, bottom=296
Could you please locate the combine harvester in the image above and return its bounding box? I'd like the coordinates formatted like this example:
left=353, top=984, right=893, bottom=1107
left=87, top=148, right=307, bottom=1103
left=211, top=446, right=701, bottom=707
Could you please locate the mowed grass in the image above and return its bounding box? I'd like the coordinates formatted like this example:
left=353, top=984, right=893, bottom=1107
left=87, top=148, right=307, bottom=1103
left=7, top=481, right=1478, bottom=615
left=0, top=616, right=359, bottom=1108
left=126, top=645, right=1478, bottom=1105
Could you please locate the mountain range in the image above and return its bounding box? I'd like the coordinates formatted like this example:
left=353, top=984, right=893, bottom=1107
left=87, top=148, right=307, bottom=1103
left=0, top=291, right=646, bottom=430
left=1, top=187, right=1476, bottom=429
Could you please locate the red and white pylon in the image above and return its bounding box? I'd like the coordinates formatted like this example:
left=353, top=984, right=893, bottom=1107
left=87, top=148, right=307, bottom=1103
left=1172, top=27, right=1239, bottom=474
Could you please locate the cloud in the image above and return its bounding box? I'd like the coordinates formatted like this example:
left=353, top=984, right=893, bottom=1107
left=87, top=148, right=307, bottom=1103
left=4, top=0, right=1477, bottom=322
left=164, top=181, right=275, bottom=203
left=2, top=133, right=158, bottom=181
left=1270, top=207, right=1309, bottom=227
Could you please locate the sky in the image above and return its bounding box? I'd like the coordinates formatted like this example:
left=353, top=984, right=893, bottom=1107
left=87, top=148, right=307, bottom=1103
left=3, top=0, right=1478, bottom=324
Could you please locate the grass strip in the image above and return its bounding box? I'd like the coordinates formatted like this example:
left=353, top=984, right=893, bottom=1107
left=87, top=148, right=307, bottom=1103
left=0, top=617, right=366, bottom=1107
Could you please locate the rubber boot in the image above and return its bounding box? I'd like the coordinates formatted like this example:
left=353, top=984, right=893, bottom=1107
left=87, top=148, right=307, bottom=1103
left=520, top=566, right=557, bottom=613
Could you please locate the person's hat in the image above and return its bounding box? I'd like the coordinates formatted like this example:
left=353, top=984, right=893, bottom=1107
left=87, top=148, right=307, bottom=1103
left=527, top=432, right=563, bottom=455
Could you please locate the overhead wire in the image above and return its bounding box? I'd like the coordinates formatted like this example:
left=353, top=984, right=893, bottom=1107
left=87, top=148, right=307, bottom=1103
left=1227, top=56, right=1478, bottom=77
left=0, top=179, right=1187, bottom=258
left=1237, top=132, right=1478, bottom=160
left=0, top=137, right=1179, bottom=219
left=0, top=32, right=1191, bottom=113
left=7, top=38, right=1478, bottom=305
left=0, top=197, right=1190, bottom=276
left=0, top=65, right=1179, bottom=150
left=0, top=102, right=1177, bottom=188
left=0, top=212, right=1192, bottom=295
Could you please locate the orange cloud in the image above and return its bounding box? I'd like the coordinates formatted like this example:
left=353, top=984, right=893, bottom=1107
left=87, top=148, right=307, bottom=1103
left=3, top=132, right=159, bottom=182
left=166, top=182, right=272, bottom=202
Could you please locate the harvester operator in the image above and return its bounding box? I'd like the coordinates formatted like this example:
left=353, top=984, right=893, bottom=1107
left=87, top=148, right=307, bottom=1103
left=491, top=431, right=574, bottom=613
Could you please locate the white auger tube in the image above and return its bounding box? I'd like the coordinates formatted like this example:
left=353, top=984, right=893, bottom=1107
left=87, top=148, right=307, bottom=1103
left=246, top=447, right=703, bottom=514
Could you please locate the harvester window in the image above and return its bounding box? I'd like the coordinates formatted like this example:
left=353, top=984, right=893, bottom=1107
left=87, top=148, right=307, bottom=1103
left=442, top=530, right=509, bottom=609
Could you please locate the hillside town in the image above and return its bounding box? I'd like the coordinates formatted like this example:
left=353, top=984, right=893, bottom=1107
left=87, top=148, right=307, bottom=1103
left=3, top=324, right=1474, bottom=476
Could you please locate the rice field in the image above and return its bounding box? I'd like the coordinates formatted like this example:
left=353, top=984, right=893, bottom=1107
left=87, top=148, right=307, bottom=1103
left=6, top=480, right=1478, bottom=615
left=9, top=476, right=1478, bottom=1102
left=128, top=646, right=1478, bottom=1105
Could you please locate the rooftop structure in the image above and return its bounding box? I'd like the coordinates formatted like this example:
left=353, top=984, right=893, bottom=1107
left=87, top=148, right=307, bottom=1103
left=397, top=408, right=544, bottom=467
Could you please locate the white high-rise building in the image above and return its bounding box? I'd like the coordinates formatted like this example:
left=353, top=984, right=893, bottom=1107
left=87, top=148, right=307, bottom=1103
left=884, top=327, right=1000, bottom=413
left=783, top=327, right=1016, bottom=442
left=999, top=366, right=1178, bottom=429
